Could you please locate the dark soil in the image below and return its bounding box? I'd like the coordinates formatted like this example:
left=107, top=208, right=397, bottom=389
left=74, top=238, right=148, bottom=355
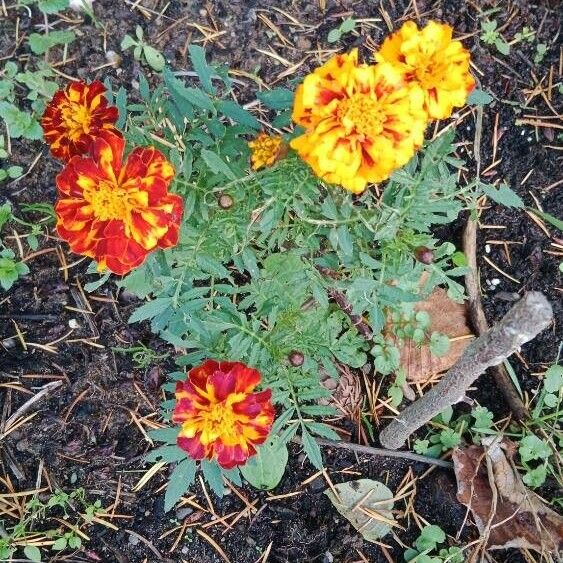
left=1, top=1, right=561, bottom=562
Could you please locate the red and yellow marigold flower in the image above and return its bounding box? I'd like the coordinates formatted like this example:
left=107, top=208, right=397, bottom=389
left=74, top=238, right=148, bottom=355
left=41, top=80, right=120, bottom=162
left=290, top=49, right=427, bottom=194
left=55, top=130, right=183, bottom=275
left=173, top=360, right=275, bottom=469
left=248, top=133, right=285, bottom=170
left=376, top=21, right=475, bottom=120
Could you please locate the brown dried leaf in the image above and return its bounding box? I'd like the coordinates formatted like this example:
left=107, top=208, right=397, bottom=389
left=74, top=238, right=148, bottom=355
left=319, top=364, right=362, bottom=416
left=452, top=438, right=563, bottom=554
left=390, top=287, right=473, bottom=383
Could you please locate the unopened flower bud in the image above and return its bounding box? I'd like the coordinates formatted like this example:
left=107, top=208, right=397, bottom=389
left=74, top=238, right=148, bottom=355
left=288, top=351, right=304, bottom=367
left=218, top=194, right=234, bottom=209
left=415, top=247, right=434, bottom=264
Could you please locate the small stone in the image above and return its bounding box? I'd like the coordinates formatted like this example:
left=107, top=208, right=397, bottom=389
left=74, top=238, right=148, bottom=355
left=199, top=8, right=207, bottom=16
left=175, top=507, right=193, bottom=520
left=1, top=337, right=15, bottom=349
left=296, top=36, right=312, bottom=50
left=128, top=534, right=140, bottom=546
left=491, top=278, right=501, bottom=286
left=105, top=50, right=121, bottom=67
left=485, top=244, right=491, bottom=253
left=323, top=553, right=334, bottom=563
left=70, top=0, right=94, bottom=10
left=68, top=318, right=80, bottom=329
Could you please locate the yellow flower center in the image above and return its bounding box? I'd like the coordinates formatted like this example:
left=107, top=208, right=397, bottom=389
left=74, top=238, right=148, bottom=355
left=338, top=94, right=385, bottom=137
left=61, top=101, right=92, bottom=141
left=413, top=55, right=446, bottom=90
left=85, top=181, right=127, bottom=221
left=201, top=401, right=239, bottom=443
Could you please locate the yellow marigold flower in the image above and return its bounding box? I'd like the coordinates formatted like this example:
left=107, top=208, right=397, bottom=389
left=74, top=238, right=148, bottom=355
left=290, top=49, right=427, bottom=194
left=248, top=133, right=284, bottom=170
left=376, top=21, right=475, bottom=120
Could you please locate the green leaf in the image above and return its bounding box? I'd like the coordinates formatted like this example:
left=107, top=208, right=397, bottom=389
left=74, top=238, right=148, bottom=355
left=339, top=18, right=356, bottom=33
left=429, top=332, right=450, bottom=357
left=28, top=31, right=75, bottom=55
left=301, top=428, right=323, bottom=469
left=519, top=435, right=551, bottom=462
left=325, top=479, right=394, bottom=542
left=439, top=428, right=461, bottom=450
left=482, top=183, right=524, bottom=208
left=415, top=524, right=446, bottom=552
left=0, top=102, right=42, bottom=139
left=143, top=45, right=165, bottom=71
left=148, top=426, right=181, bottom=444
left=522, top=464, right=547, bottom=488
left=120, top=34, right=137, bottom=50
left=544, top=364, right=563, bottom=393
left=467, top=88, right=493, bottom=106
left=144, top=444, right=186, bottom=463
left=128, top=297, right=172, bottom=323
left=495, top=38, right=510, bottom=55
left=216, top=100, right=260, bottom=129
left=471, top=406, right=494, bottom=429
left=201, top=149, right=237, bottom=180
left=327, top=28, right=341, bottom=43
left=526, top=208, right=563, bottom=231
left=188, top=45, right=216, bottom=94
left=164, top=458, right=197, bottom=511
left=240, top=436, right=288, bottom=490
left=23, top=546, right=42, bottom=562
left=51, top=537, right=68, bottom=551
left=257, top=88, right=294, bottom=110
left=37, top=0, right=69, bottom=14
left=201, top=460, right=224, bottom=497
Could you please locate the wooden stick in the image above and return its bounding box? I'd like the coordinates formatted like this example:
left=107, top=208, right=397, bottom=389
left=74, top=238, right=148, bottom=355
left=463, top=218, right=529, bottom=421
left=379, top=292, right=552, bottom=450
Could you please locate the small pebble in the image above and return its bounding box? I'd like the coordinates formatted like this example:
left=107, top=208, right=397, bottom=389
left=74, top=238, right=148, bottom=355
left=70, top=0, right=94, bottom=11
left=128, top=534, right=140, bottom=546
left=491, top=278, right=501, bottom=286
left=323, top=553, right=334, bottom=563
left=485, top=244, right=491, bottom=253
left=175, top=507, right=193, bottom=520
left=1, top=337, right=15, bottom=349
left=68, top=318, right=80, bottom=329
left=105, top=50, right=121, bottom=67
left=527, top=136, right=532, bottom=142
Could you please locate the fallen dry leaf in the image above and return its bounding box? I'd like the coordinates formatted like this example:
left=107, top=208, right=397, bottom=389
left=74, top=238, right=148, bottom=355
left=452, top=438, right=563, bottom=554
left=389, top=286, right=473, bottom=383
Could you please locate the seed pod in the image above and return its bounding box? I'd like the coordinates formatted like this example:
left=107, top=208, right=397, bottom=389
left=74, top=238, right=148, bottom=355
left=288, top=351, right=304, bottom=367
left=218, top=194, right=234, bottom=209
left=415, top=246, right=435, bottom=264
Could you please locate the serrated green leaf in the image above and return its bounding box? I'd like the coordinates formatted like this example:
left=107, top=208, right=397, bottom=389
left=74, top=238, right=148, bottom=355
left=467, top=88, right=493, bottom=106
left=148, top=426, right=180, bottom=444
left=28, top=31, right=75, bottom=55
left=144, top=444, right=187, bottom=463
left=37, top=0, right=69, bottom=14
left=188, top=45, right=216, bottom=94
left=128, top=297, right=172, bottom=323
left=164, top=458, right=197, bottom=511
left=301, top=428, right=323, bottom=469
left=201, top=459, right=224, bottom=497
left=143, top=45, right=165, bottom=71
left=257, top=88, right=294, bottom=110
left=217, top=99, right=260, bottom=129
left=482, top=183, right=524, bottom=208
left=201, top=149, right=237, bottom=180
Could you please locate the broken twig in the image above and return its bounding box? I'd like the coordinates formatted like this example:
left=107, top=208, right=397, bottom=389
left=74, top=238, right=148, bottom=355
left=380, top=292, right=552, bottom=450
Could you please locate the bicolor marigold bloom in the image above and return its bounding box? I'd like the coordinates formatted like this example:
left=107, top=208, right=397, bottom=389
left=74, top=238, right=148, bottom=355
left=248, top=133, right=285, bottom=170
left=173, top=360, right=275, bottom=469
left=290, top=49, right=427, bottom=193
left=55, top=131, right=183, bottom=275
left=376, top=21, right=475, bottom=120
left=41, top=80, right=120, bottom=162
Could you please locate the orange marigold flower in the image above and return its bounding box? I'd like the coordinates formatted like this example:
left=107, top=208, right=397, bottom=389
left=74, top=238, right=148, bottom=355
left=55, top=131, right=183, bottom=275
left=173, top=360, right=275, bottom=469
left=248, top=133, right=285, bottom=170
left=41, top=80, right=119, bottom=161
left=376, top=21, right=475, bottom=120
left=290, top=49, right=428, bottom=194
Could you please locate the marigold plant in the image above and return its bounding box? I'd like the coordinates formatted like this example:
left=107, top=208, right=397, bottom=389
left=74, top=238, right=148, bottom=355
left=290, top=49, right=427, bottom=193
left=55, top=130, right=183, bottom=275
left=41, top=80, right=120, bottom=161
left=173, top=360, right=274, bottom=469
left=376, top=21, right=475, bottom=120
